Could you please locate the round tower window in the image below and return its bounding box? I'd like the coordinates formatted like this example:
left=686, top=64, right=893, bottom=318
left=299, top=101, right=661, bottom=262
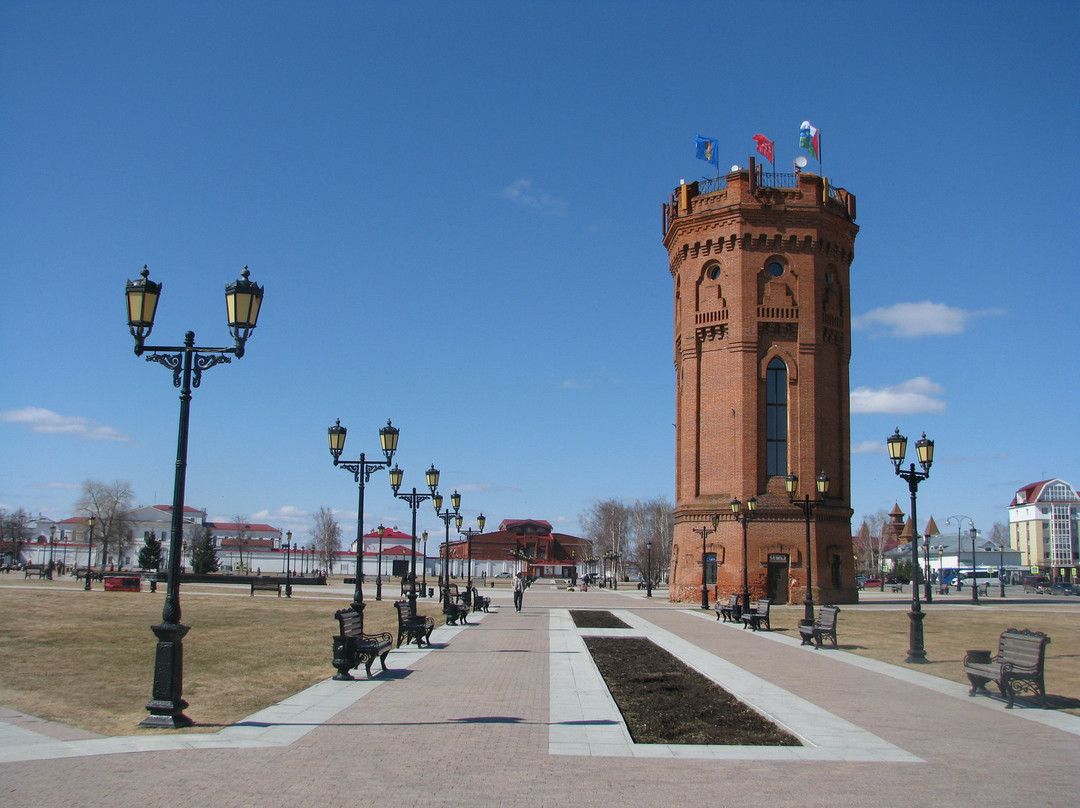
left=706, top=264, right=721, bottom=280
left=767, top=261, right=784, bottom=278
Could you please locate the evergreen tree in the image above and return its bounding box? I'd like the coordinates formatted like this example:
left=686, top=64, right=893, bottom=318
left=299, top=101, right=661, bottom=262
left=191, top=527, right=219, bottom=574
left=138, top=530, right=163, bottom=570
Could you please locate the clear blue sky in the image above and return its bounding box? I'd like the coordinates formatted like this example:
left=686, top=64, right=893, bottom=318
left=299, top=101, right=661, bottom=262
left=2, top=2, right=1077, bottom=544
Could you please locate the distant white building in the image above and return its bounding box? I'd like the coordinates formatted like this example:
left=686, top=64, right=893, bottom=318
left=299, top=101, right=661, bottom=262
left=1009, top=479, right=1080, bottom=582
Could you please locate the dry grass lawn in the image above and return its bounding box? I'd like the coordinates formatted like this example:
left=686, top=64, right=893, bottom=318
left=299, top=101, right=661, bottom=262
left=2, top=579, right=1077, bottom=737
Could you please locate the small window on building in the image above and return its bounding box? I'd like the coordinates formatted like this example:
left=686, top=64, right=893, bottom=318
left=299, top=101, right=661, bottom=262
left=706, top=263, right=721, bottom=280
left=766, top=261, right=784, bottom=278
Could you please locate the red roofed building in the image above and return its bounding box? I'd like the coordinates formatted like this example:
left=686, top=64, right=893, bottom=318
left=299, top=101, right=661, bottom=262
left=441, top=518, right=591, bottom=580
left=1009, top=478, right=1079, bottom=581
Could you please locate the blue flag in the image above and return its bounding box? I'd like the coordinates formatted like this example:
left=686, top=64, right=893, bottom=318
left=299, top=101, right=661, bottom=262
left=695, top=135, right=718, bottom=167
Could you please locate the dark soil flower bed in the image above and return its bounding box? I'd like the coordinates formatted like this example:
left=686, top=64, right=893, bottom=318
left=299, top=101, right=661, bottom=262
left=569, top=610, right=631, bottom=629
left=584, top=636, right=800, bottom=746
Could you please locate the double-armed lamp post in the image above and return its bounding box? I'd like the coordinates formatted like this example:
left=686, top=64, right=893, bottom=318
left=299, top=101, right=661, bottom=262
left=283, top=531, right=293, bottom=597
left=327, top=418, right=399, bottom=607
left=389, top=462, right=440, bottom=611
left=691, top=515, right=720, bottom=610
left=126, top=265, right=264, bottom=728
left=786, top=470, right=830, bottom=623
left=731, top=496, right=758, bottom=615
left=887, top=428, right=934, bottom=664
left=433, top=490, right=463, bottom=612
left=458, top=514, right=486, bottom=591
left=84, top=515, right=95, bottom=591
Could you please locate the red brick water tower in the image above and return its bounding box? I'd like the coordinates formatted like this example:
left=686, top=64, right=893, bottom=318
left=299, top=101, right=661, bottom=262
left=663, top=165, right=859, bottom=607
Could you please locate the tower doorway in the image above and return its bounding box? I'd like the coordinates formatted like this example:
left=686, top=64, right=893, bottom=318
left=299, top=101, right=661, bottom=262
left=767, top=553, right=789, bottom=604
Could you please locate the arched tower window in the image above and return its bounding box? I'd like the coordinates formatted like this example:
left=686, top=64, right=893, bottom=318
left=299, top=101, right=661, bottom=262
left=766, top=357, right=788, bottom=476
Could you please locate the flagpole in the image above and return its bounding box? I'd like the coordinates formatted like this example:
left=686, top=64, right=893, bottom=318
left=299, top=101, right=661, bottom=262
left=818, top=130, right=823, bottom=180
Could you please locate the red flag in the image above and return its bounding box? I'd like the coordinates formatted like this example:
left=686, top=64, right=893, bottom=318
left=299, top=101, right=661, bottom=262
left=753, top=134, right=774, bottom=164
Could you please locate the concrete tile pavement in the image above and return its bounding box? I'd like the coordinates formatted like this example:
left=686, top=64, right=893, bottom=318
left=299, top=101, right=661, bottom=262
left=2, top=585, right=1079, bottom=808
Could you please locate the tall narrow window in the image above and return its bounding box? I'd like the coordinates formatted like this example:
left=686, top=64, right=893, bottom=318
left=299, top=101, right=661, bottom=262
left=766, top=357, right=788, bottom=476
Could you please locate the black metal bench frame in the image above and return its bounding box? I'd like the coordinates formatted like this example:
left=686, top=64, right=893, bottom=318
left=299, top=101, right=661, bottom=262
left=331, top=606, right=393, bottom=680
left=964, top=628, right=1051, bottom=708
left=741, top=598, right=771, bottom=631
left=440, top=584, right=470, bottom=625
left=799, top=605, right=840, bottom=648
left=470, top=586, right=490, bottom=612
left=715, top=594, right=740, bottom=622
left=394, top=600, right=435, bottom=647
left=250, top=579, right=282, bottom=596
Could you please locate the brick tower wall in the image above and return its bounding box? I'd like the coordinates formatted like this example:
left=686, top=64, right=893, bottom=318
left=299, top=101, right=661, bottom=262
left=663, top=169, right=860, bottom=606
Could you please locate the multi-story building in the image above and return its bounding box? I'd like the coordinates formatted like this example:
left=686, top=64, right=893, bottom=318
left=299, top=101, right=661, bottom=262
left=1009, top=479, right=1079, bottom=582
left=663, top=165, right=859, bottom=605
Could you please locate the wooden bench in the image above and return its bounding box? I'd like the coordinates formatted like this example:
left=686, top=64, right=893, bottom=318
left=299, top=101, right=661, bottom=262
left=470, top=586, right=490, bottom=613
left=394, top=600, right=435, bottom=647
left=440, top=584, right=470, bottom=625
left=331, top=606, right=393, bottom=680
left=799, top=605, right=840, bottom=648
left=23, top=564, right=46, bottom=579
left=891, top=582, right=903, bottom=592
left=714, top=594, right=740, bottom=622
left=741, top=598, right=771, bottom=631
left=250, top=579, right=282, bottom=596
left=964, top=628, right=1051, bottom=708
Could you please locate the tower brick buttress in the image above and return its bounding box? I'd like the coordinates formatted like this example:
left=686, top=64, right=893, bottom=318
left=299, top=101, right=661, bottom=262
left=663, top=170, right=860, bottom=606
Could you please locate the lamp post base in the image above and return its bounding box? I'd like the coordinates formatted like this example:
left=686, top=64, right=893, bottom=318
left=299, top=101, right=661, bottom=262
left=375, top=579, right=382, bottom=601
left=700, top=588, right=709, bottom=610
left=905, top=609, right=928, bottom=664
left=141, top=622, right=194, bottom=728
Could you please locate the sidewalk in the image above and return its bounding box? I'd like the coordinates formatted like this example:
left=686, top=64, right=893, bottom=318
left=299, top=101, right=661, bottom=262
left=3, top=584, right=1079, bottom=808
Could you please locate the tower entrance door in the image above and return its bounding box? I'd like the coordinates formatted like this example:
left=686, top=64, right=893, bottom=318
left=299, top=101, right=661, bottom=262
left=767, top=553, right=790, bottom=604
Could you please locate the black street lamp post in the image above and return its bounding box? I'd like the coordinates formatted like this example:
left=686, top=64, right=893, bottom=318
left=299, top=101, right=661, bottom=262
left=458, top=514, right=486, bottom=591
left=84, top=515, right=95, bottom=591
left=933, top=545, right=946, bottom=594
left=691, top=516, right=720, bottom=610
left=327, top=418, right=398, bottom=607
left=786, top=470, right=831, bottom=624
left=433, top=491, right=462, bottom=613
left=995, top=538, right=1006, bottom=597
left=730, top=497, right=758, bottom=617
left=970, top=524, right=979, bottom=603
left=421, top=531, right=428, bottom=595
left=922, top=534, right=933, bottom=603
left=646, top=541, right=653, bottom=598
left=283, top=531, right=292, bottom=598
left=126, top=265, right=264, bottom=728
left=887, top=428, right=935, bottom=664
left=944, top=516, right=974, bottom=601
left=389, top=462, right=440, bottom=612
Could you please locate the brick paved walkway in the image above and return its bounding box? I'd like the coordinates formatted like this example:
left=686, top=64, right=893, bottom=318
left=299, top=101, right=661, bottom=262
left=3, top=583, right=1079, bottom=808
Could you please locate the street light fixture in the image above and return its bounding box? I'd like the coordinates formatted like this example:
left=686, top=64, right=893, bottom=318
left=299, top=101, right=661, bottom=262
left=327, top=418, right=398, bottom=607
left=646, top=541, right=653, bottom=598
left=389, top=461, right=440, bottom=612
left=691, top=515, right=720, bottom=610
left=433, top=490, right=462, bottom=613
left=422, top=531, right=428, bottom=595
left=887, top=428, right=934, bottom=664
left=84, top=515, right=95, bottom=591
left=127, top=265, right=264, bottom=728
left=786, top=470, right=830, bottom=624
left=283, top=531, right=292, bottom=598
left=458, top=513, right=486, bottom=591
left=730, top=496, right=758, bottom=617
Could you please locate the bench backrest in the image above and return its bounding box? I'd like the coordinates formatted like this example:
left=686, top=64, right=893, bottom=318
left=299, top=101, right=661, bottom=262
left=997, top=629, right=1050, bottom=671
left=816, top=605, right=840, bottom=629
left=335, top=607, right=365, bottom=637
left=753, top=598, right=771, bottom=615
left=394, top=600, right=415, bottom=622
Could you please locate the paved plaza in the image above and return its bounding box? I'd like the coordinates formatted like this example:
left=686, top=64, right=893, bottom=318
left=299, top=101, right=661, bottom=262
left=3, top=582, right=1079, bottom=808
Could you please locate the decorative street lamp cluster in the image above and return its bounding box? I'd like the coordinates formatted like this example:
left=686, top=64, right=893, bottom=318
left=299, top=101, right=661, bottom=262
left=786, top=470, right=830, bottom=624
left=458, top=515, right=486, bottom=591
left=887, top=428, right=934, bottom=664
left=126, top=265, right=264, bottom=729
left=389, top=461, right=441, bottom=612
left=730, top=496, right=758, bottom=618
left=691, top=515, right=720, bottom=610
left=945, top=515, right=978, bottom=604
left=327, top=418, right=399, bottom=606
left=433, top=489, right=463, bottom=612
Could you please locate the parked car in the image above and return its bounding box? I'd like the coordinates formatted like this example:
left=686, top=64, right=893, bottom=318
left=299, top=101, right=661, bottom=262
left=494, top=571, right=511, bottom=578
left=863, top=577, right=882, bottom=588
left=1022, top=576, right=1051, bottom=593
left=1048, top=582, right=1079, bottom=596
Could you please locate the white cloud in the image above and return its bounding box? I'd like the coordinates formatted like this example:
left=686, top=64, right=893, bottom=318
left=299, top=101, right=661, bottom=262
left=0, top=406, right=130, bottom=442
left=852, top=301, right=1003, bottom=338
left=851, top=440, right=885, bottom=455
left=498, top=179, right=567, bottom=215
left=850, top=377, right=946, bottom=414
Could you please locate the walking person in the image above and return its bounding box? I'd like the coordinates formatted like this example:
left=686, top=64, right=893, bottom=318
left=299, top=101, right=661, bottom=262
left=513, top=571, right=525, bottom=611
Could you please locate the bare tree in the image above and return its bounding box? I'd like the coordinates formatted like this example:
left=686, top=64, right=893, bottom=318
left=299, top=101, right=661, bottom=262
left=312, top=506, right=342, bottom=574
left=853, top=509, right=889, bottom=579
left=1, top=507, right=34, bottom=566
left=580, top=499, right=632, bottom=582
left=630, top=498, right=674, bottom=584
left=232, top=515, right=251, bottom=572
left=74, top=479, right=134, bottom=569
